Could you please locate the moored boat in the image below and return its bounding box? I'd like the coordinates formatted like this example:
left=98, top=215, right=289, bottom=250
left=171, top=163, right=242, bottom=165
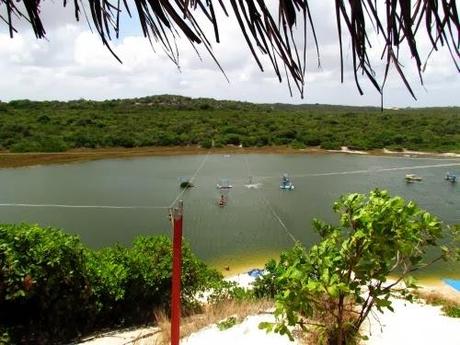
left=405, top=174, right=422, bottom=182
left=217, top=178, right=232, bottom=189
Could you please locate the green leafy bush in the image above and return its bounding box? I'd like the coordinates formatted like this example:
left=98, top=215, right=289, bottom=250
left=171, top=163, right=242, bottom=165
left=0, top=223, right=222, bottom=344
left=443, top=305, right=460, bottom=318
left=217, top=316, right=238, bottom=330
left=259, top=190, right=460, bottom=344
left=0, top=224, right=91, bottom=342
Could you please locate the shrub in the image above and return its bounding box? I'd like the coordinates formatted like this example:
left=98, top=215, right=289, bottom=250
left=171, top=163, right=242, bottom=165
left=260, top=190, right=460, bottom=345
left=320, top=140, right=341, bottom=150
left=10, top=137, right=69, bottom=152
left=217, top=316, right=238, bottom=330
left=0, top=224, right=223, bottom=344
left=200, top=138, right=213, bottom=149
left=290, top=140, right=306, bottom=149
left=0, top=224, right=91, bottom=343
left=443, top=305, right=460, bottom=318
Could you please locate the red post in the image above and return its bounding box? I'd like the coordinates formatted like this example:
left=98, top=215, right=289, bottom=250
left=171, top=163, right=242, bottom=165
left=171, top=200, right=183, bottom=345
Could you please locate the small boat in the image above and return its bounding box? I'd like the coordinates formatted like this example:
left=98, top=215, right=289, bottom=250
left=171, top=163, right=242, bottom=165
left=180, top=180, right=194, bottom=189
left=405, top=174, right=422, bottom=182
left=217, top=178, right=232, bottom=189
left=179, top=177, right=194, bottom=189
left=280, top=174, right=295, bottom=190
left=445, top=172, right=457, bottom=183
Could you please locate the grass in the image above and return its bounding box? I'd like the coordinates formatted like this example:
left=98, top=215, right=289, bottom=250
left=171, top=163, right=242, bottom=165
left=153, top=299, right=273, bottom=345
left=414, top=290, right=460, bottom=318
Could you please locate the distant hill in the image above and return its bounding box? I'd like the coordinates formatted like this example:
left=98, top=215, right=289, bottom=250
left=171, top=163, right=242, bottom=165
left=0, top=95, right=459, bottom=153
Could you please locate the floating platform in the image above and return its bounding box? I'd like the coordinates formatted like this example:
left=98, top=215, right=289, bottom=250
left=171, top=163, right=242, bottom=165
left=445, top=172, right=457, bottom=183
left=280, top=174, right=295, bottom=190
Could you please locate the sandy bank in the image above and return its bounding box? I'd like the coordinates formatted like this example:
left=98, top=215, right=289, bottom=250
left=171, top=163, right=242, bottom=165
left=77, top=327, right=159, bottom=345
left=187, top=274, right=460, bottom=345
left=1, top=145, right=459, bottom=169
left=78, top=272, right=459, bottom=345
left=365, top=298, right=460, bottom=345
left=180, top=297, right=460, bottom=345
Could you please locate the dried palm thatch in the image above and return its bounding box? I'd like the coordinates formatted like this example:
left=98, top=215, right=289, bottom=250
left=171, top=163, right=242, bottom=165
left=0, top=0, right=459, bottom=98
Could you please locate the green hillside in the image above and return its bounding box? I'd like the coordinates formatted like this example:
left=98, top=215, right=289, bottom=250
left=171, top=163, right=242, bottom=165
left=0, top=95, right=459, bottom=153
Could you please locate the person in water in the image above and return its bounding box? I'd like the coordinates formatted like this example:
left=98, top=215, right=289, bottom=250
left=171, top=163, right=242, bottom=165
left=219, top=194, right=225, bottom=206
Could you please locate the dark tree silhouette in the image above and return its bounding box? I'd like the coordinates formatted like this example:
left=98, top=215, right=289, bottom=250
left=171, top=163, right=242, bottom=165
left=1, top=0, right=459, bottom=98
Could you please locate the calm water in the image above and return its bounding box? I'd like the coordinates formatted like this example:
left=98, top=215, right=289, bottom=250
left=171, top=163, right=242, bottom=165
left=0, top=153, right=459, bottom=278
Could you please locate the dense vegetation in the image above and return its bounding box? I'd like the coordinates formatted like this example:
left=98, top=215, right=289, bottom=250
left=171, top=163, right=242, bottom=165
left=0, top=224, right=223, bottom=344
left=1, top=95, right=459, bottom=153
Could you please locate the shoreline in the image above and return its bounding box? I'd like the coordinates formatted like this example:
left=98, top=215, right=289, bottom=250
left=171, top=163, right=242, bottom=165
left=224, top=269, right=460, bottom=303
left=1, top=145, right=459, bottom=169
left=210, top=251, right=460, bottom=293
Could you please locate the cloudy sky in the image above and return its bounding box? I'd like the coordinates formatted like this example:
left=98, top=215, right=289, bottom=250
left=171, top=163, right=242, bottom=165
left=0, top=1, right=458, bottom=107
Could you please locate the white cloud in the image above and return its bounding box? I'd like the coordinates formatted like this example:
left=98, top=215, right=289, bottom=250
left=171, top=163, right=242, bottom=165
left=0, top=1, right=458, bottom=107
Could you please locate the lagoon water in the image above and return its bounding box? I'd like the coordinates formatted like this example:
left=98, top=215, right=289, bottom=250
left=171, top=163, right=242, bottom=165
left=0, top=153, right=459, bottom=279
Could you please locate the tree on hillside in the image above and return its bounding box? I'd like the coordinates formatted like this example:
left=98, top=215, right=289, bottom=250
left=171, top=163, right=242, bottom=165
left=1, top=0, right=459, bottom=98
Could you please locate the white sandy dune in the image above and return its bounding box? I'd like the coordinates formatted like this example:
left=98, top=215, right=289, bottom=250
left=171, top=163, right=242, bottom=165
left=365, top=299, right=460, bottom=345
left=79, top=299, right=460, bottom=345
left=79, top=274, right=460, bottom=345
left=182, top=314, right=293, bottom=345
left=180, top=298, right=460, bottom=345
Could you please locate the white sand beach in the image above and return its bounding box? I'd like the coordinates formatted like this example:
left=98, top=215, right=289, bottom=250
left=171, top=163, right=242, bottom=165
left=79, top=274, right=460, bottom=345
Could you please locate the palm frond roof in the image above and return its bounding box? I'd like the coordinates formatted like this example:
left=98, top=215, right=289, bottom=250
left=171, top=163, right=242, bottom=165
left=1, top=0, right=459, bottom=98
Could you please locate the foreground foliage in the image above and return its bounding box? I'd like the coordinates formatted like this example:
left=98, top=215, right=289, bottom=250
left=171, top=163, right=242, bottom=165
left=257, top=190, right=460, bottom=345
left=1, top=95, right=459, bottom=153
left=0, top=224, right=222, bottom=344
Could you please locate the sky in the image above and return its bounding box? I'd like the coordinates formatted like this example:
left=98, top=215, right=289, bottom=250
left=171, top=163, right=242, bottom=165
left=0, top=1, right=458, bottom=107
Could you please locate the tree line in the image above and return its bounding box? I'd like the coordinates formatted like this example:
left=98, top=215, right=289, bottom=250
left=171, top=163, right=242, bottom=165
left=0, top=95, right=459, bottom=153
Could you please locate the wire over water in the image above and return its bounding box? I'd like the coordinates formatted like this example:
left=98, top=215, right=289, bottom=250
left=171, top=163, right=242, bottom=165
left=0, top=151, right=212, bottom=210
left=168, top=151, right=211, bottom=208
left=0, top=203, right=167, bottom=209
left=258, top=162, right=460, bottom=181
left=0, top=159, right=457, bottom=211
left=243, top=155, right=297, bottom=244
left=259, top=192, right=297, bottom=244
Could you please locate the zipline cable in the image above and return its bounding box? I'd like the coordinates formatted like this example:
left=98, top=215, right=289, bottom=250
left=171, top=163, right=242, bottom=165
left=168, top=151, right=211, bottom=208
left=259, top=192, right=297, bottom=244
left=258, top=162, right=460, bottom=181
left=243, top=155, right=297, bottom=244
left=0, top=203, right=167, bottom=209
left=0, top=152, right=212, bottom=210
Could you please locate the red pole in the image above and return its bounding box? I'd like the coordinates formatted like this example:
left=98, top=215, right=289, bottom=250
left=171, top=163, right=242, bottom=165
left=171, top=200, right=183, bottom=345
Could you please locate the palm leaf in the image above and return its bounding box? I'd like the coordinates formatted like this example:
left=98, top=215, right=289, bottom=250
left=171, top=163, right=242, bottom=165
left=1, top=0, right=458, bottom=98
